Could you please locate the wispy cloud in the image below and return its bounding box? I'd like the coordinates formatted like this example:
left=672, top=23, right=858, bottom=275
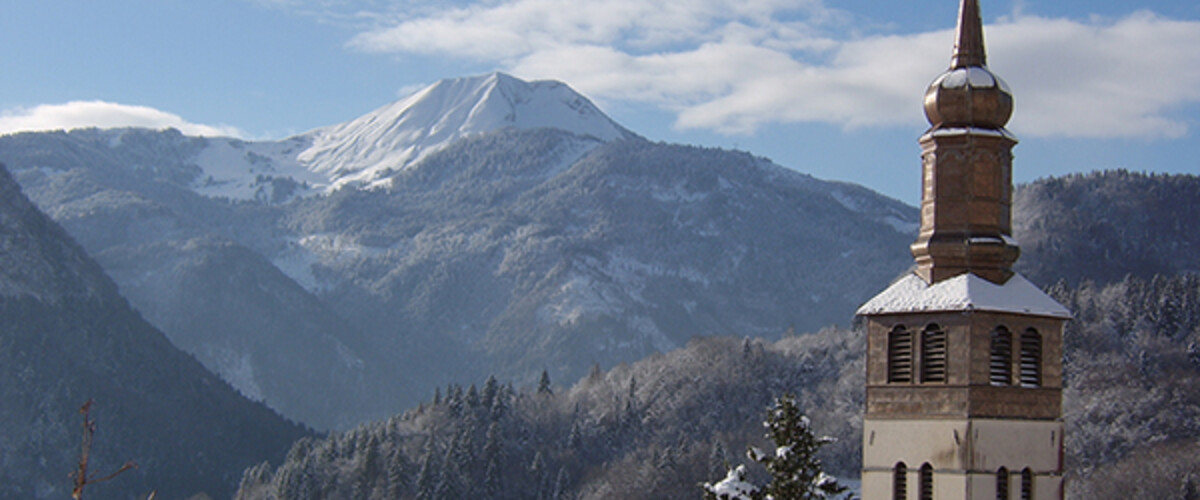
left=0, top=101, right=244, bottom=138
left=346, top=0, right=1200, bottom=140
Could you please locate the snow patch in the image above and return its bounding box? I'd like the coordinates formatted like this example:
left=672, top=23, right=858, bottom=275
left=192, top=137, right=327, bottom=201
left=270, top=233, right=391, bottom=293
left=883, top=215, right=919, bottom=234
left=922, top=127, right=1017, bottom=141
left=934, top=67, right=1004, bottom=89
left=831, top=190, right=861, bottom=212
left=537, top=273, right=619, bottom=327
left=652, top=181, right=709, bottom=203
left=703, top=465, right=758, bottom=500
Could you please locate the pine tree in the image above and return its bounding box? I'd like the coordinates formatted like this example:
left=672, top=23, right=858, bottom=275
left=414, top=441, right=439, bottom=500
left=482, top=375, right=500, bottom=410
left=566, top=420, right=583, bottom=450
left=1182, top=473, right=1199, bottom=500
left=530, top=451, right=550, bottom=500
left=709, top=440, right=730, bottom=482
left=703, top=394, right=848, bottom=500
left=552, top=467, right=570, bottom=500
left=490, top=391, right=509, bottom=422
left=386, top=448, right=409, bottom=499
left=538, top=370, right=553, bottom=395
left=750, top=394, right=848, bottom=500
left=484, top=459, right=503, bottom=498
left=448, top=385, right=465, bottom=417
left=466, top=384, right=481, bottom=409
left=354, top=437, right=382, bottom=498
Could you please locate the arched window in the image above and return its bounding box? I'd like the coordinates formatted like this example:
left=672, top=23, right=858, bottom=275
left=921, top=324, right=947, bottom=383
left=919, top=463, right=934, bottom=500
left=1020, top=468, right=1034, bottom=500
left=1019, top=329, right=1042, bottom=387
left=996, top=467, right=1010, bottom=500
left=990, top=327, right=1013, bottom=386
left=893, top=462, right=908, bottom=500
left=888, top=326, right=914, bottom=383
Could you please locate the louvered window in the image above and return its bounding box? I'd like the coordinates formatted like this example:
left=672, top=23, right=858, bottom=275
left=888, top=326, right=913, bottom=383
left=990, top=327, right=1013, bottom=386
left=996, top=467, right=1010, bottom=500
left=1020, top=468, right=1034, bottom=500
left=919, top=463, right=933, bottom=500
left=921, top=324, right=947, bottom=383
left=893, top=463, right=907, bottom=500
left=1020, top=329, right=1042, bottom=387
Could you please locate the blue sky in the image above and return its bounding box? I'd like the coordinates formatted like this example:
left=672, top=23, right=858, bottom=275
left=2, top=0, right=1199, bottom=204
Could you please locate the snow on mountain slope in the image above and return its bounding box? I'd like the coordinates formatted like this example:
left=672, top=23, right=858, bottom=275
left=192, top=135, right=327, bottom=201
left=296, top=72, right=635, bottom=190
left=184, top=73, right=634, bottom=199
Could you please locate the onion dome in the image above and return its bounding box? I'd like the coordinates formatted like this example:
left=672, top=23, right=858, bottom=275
left=923, top=0, right=1013, bottom=129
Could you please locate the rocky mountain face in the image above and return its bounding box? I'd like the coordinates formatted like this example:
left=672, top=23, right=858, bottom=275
left=0, top=74, right=917, bottom=429
left=0, top=163, right=308, bottom=500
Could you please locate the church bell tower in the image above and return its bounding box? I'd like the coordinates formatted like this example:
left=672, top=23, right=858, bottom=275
left=857, top=1, right=1070, bottom=499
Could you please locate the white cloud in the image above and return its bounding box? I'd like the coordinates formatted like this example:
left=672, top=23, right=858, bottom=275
left=993, top=12, right=1200, bottom=139
left=348, top=0, right=1200, bottom=140
left=0, top=101, right=244, bottom=138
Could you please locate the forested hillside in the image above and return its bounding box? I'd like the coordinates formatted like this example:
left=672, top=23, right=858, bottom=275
left=235, top=328, right=862, bottom=500
left=1051, top=274, right=1200, bottom=498
left=1014, top=170, right=1200, bottom=286
left=0, top=164, right=309, bottom=500
left=234, top=272, right=1200, bottom=500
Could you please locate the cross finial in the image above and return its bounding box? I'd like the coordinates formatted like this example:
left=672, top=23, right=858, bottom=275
left=951, top=0, right=987, bottom=68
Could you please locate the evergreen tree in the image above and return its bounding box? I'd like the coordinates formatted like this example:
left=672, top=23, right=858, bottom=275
left=490, top=391, right=509, bottom=422
left=530, top=451, right=550, bottom=500
left=436, top=440, right=466, bottom=500
left=750, top=394, right=848, bottom=500
left=448, top=385, right=465, bottom=417
left=1182, top=473, right=1199, bottom=500
left=566, top=420, right=583, bottom=450
left=386, top=448, right=409, bottom=499
left=538, top=369, right=553, bottom=395
left=482, top=375, right=500, bottom=409
left=354, top=438, right=382, bottom=498
left=466, top=384, right=481, bottom=409
left=709, top=440, right=730, bottom=482
left=552, top=467, right=571, bottom=500
left=484, top=458, right=503, bottom=498
left=414, top=441, right=439, bottom=500
left=703, top=394, right=848, bottom=500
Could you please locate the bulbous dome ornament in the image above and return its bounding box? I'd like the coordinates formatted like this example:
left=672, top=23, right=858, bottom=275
left=924, top=66, right=1013, bottom=129
left=922, top=0, right=1013, bottom=130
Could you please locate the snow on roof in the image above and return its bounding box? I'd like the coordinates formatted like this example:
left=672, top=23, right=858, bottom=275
left=856, top=272, right=1070, bottom=319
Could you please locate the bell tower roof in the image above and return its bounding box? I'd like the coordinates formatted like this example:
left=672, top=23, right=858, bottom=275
left=923, top=0, right=1013, bottom=130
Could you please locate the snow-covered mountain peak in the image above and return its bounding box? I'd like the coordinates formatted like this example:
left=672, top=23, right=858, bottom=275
left=296, top=72, right=634, bottom=189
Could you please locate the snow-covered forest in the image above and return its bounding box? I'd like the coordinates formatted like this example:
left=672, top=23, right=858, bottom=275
left=233, top=273, right=1200, bottom=500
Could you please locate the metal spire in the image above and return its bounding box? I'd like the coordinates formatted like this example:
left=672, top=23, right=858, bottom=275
left=950, top=0, right=987, bottom=69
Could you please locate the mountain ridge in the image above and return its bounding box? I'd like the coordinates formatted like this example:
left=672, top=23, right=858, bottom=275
left=185, top=72, right=638, bottom=200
